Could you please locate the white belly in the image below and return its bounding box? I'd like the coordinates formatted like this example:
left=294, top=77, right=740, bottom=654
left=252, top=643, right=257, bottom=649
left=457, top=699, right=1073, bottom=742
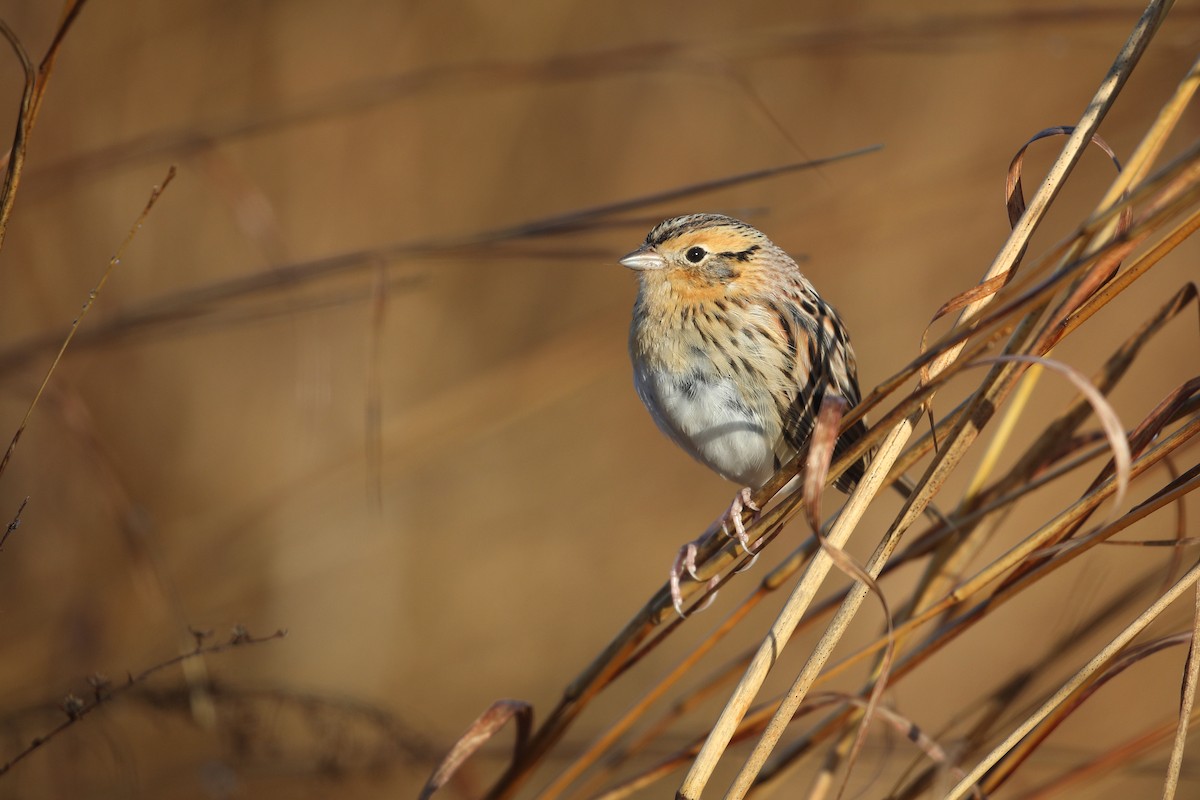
left=634, top=365, right=779, bottom=487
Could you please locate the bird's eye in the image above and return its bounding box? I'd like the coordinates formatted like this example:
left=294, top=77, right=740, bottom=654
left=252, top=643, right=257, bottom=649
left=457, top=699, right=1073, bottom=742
left=684, top=246, right=707, bottom=263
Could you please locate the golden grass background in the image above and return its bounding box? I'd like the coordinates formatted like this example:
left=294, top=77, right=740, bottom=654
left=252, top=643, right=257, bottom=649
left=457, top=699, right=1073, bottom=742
left=0, top=1, right=1196, bottom=797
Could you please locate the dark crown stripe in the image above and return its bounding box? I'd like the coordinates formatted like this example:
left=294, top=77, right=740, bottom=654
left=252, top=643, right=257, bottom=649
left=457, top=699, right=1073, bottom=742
left=717, top=244, right=760, bottom=262
left=645, top=213, right=755, bottom=246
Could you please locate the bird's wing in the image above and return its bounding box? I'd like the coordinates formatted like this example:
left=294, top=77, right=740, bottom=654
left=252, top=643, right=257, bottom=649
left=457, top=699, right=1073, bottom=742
left=771, top=294, right=870, bottom=492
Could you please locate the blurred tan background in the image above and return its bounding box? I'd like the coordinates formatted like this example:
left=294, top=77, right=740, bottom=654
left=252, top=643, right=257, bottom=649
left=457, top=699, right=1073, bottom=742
left=0, top=1, right=1196, bottom=798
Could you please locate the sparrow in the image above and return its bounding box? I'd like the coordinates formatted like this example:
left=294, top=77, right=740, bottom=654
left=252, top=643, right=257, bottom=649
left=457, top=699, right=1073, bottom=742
left=621, top=213, right=868, bottom=614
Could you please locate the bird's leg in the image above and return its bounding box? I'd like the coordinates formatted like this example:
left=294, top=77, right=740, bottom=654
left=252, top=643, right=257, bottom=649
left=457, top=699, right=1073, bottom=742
left=669, top=487, right=763, bottom=617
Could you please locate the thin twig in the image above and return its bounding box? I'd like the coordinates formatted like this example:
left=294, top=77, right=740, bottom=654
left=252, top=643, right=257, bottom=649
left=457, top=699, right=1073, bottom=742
left=0, top=167, right=176, bottom=481
left=0, top=496, right=28, bottom=551
left=0, top=626, right=286, bottom=777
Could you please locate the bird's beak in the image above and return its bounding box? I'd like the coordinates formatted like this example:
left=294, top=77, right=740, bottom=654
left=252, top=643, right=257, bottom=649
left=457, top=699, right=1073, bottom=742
left=619, top=246, right=666, bottom=271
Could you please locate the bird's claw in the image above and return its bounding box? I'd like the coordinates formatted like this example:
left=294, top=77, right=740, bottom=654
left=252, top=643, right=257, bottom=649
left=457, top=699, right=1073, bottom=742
left=670, top=542, right=720, bottom=617
left=720, top=487, right=762, bottom=555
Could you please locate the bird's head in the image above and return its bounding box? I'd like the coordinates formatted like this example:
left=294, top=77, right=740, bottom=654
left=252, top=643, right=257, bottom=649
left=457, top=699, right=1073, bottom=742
left=619, top=214, right=785, bottom=300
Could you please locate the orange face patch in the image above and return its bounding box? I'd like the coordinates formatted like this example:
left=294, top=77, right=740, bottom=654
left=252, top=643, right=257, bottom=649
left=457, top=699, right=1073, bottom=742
left=659, top=227, right=763, bottom=297
left=663, top=268, right=732, bottom=301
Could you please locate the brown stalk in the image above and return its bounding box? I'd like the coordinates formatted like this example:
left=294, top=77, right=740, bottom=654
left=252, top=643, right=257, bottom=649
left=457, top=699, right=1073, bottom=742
left=910, top=283, right=1197, bottom=622
left=0, top=1, right=89, bottom=251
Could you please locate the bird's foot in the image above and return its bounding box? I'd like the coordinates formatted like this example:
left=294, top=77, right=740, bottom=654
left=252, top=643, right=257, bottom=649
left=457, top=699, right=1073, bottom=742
left=669, top=487, right=762, bottom=618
